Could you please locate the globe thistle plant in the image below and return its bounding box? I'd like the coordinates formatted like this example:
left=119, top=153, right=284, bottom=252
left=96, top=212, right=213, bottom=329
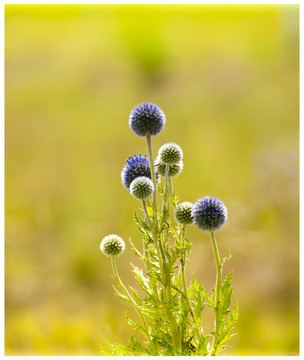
left=130, top=176, right=154, bottom=201
left=99, top=103, right=238, bottom=357
left=129, top=102, right=166, bottom=137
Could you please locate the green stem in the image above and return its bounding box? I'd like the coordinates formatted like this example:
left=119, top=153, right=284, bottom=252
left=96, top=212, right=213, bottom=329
left=209, top=231, right=222, bottom=356
left=142, top=200, right=152, bottom=227
left=151, top=232, right=180, bottom=351
left=162, top=164, right=170, bottom=215
left=146, top=135, right=166, bottom=263
left=111, top=256, right=151, bottom=341
left=169, top=177, right=176, bottom=210
left=169, top=176, right=173, bottom=197
left=142, top=200, right=160, bottom=302
left=146, top=134, right=157, bottom=213
left=180, top=225, right=195, bottom=320
left=162, top=268, right=180, bottom=352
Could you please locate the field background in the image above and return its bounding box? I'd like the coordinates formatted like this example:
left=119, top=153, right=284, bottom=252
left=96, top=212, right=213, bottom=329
left=5, top=4, right=299, bottom=356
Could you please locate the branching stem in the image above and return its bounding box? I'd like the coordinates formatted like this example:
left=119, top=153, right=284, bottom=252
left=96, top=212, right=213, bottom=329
left=111, top=256, right=151, bottom=342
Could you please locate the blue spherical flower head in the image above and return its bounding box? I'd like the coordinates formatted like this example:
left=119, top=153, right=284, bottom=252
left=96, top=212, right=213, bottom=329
left=121, top=155, right=152, bottom=190
left=192, top=197, right=227, bottom=231
left=129, top=102, right=166, bottom=137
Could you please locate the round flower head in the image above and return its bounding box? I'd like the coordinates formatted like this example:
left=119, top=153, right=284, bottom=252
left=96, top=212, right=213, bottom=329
left=129, top=102, right=166, bottom=137
left=192, top=197, right=227, bottom=231
left=121, top=155, right=151, bottom=190
left=130, top=176, right=154, bottom=201
left=158, top=143, right=183, bottom=165
left=175, top=202, right=193, bottom=225
left=156, top=159, right=183, bottom=178
left=100, top=234, right=125, bottom=257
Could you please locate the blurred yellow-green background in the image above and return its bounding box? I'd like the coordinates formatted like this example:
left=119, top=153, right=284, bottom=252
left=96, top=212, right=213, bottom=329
left=5, top=4, right=299, bottom=356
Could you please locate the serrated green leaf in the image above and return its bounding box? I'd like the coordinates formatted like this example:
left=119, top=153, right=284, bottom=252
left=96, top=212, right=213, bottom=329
left=125, top=312, right=145, bottom=333
left=221, top=332, right=238, bottom=344
left=129, top=237, right=145, bottom=261
left=210, top=331, right=220, bottom=340
left=97, top=343, right=113, bottom=356
left=127, top=335, right=148, bottom=355
left=131, top=266, right=153, bottom=298
left=222, top=271, right=233, bottom=291
left=113, top=285, right=129, bottom=302
left=173, top=193, right=178, bottom=207
left=220, top=271, right=234, bottom=313
left=146, top=204, right=154, bottom=217
left=157, top=182, right=164, bottom=195
left=129, top=286, right=142, bottom=306
left=232, top=300, right=239, bottom=321
left=221, top=249, right=232, bottom=265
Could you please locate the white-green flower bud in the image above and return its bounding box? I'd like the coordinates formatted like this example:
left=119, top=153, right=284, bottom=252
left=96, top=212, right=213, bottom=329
left=175, top=202, right=194, bottom=225
left=100, top=234, right=125, bottom=257
left=156, top=159, right=183, bottom=178
left=158, top=143, right=183, bottom=165
left=130, top=176, right=154, bottom=201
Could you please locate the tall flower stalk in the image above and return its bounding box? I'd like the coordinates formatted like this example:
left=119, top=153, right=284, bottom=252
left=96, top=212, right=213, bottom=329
left=209, top=231, right=222, bottom=355
left=98, top=103, right=238, bottom=356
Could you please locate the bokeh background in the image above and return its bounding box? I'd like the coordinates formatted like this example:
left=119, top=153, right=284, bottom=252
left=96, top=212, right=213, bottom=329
left=5, top=4, right=299, bottom=356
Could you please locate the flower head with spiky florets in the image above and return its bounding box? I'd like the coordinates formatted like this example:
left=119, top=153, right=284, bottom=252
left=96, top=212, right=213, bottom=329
left=158, top=143, right=183, bottom=165
left=155, top=158, right=183, bottom=178
left=129, top=102, right=166, bottom=137
left=130, top=176, right=154, bottom=201
left=100, top=234, right=125, bottom=257
left=121, top=155, right=152, bottom=190
left=192, top=196, right=227, bottom=231
left=175, top=202, right=193, bottom=225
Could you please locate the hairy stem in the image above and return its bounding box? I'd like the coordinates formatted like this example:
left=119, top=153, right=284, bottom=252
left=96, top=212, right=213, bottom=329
left=209, top=231, right=222, bottom=356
